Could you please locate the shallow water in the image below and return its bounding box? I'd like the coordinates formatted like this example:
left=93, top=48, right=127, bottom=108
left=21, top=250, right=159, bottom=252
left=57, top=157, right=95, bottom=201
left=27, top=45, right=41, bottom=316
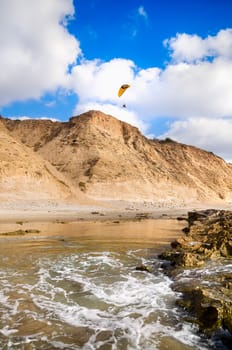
left=0, top=220, right=212, bottom=349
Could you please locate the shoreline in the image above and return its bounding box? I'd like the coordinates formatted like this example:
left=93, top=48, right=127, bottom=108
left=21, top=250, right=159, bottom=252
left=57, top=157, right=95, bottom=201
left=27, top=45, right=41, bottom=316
left=0, top=202, right=189, bottom=252
left=0, top=207, right=189, bottom=224
left=0, top=200, right=231, bottom=224
left=0, top=204, right=230, bottom=349
left=0, top=201, right=191, bottom=241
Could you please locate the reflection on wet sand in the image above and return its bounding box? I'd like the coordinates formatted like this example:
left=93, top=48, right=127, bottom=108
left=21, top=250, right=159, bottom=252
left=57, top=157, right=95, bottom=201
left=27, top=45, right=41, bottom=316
left=0, top=218, right=185, bottom=249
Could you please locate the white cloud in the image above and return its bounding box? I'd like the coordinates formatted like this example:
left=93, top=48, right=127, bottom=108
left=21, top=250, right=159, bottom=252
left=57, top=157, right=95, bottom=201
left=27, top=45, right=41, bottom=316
left=138, top=6, right=148, bottom=20
left=165, top=29, right=232, bottom=63
left=126, top=29, right=232, bottom=120
left=126, top=4, right=149, bottom=38
left=70, top=37, right=232, bottom=121
left=133, top=57, right=232, bottom=119
left=0, top=0, right=81, bottom=106
left=69, top=28, right=232, bottom=121
left=70, top=58, right=135, bottom=103
left=158, top=117, right=232, bottom=162
left=9, top=116, right=59, bottom=122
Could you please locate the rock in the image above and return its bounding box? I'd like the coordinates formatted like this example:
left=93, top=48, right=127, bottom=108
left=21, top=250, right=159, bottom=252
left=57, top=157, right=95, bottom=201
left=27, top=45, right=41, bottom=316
left=159, top=209, right=232, bottom=268
left=159, top=209, right=232, bottom=343
left=135, top=264, right=151, bottom=272
left=173, top=282, right=228, bottom=333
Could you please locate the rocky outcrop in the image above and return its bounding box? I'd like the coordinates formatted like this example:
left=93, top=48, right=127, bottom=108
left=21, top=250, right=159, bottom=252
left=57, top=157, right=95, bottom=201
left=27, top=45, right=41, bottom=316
left=159, top=210, right=232, bottom=347
left=160, top=209, right=232, bottom=267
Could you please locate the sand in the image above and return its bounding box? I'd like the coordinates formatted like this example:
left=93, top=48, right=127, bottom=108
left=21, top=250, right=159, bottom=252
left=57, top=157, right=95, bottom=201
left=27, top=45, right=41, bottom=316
left=0, top=200, right=231, bottom=258
left=0, top=198, right=231, bottom=223
left=0, top=199, right=230, bottom=239
left=0, top=200, right=189, bottom=224
left=0, top=205, right=189, bottom=251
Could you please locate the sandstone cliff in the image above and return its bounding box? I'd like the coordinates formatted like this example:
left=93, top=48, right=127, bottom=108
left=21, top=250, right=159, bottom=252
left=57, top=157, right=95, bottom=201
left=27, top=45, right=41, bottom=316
left=1, top=110, right=232, bottom=206
left=0, top=119, right=85, bottom=207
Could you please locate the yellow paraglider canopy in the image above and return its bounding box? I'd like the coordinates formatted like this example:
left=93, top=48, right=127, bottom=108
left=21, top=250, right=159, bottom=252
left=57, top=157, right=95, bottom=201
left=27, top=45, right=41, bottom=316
left=118, top=84, right=130, bottom=97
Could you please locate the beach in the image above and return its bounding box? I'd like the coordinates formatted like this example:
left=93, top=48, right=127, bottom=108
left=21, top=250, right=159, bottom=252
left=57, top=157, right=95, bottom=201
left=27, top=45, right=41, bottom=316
left=0, top=198, right=208, bottom=223
left=0, top=206, right=209, bottom=350
left=0, top=200, right=189, bottom=248
left=1, top=201, right=230, bottom=349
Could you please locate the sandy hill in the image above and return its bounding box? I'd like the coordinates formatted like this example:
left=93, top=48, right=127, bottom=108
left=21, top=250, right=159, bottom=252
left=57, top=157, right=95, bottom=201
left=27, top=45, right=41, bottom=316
left=0, top=119, right=86, bottom=208
left=1, top=110, right=232, bottom=206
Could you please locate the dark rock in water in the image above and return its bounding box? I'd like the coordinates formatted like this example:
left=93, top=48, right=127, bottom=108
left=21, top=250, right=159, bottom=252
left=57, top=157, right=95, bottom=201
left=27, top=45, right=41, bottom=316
left=158, top=209, right=232, bottom=345
left=173, top=278, right=232, bottom=333
left=135, top=264, right=151, bottom=273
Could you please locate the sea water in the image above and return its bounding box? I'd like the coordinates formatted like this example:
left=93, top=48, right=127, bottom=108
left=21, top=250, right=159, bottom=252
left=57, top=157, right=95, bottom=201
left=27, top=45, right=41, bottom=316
left=0, top=220, right=213, bottom=349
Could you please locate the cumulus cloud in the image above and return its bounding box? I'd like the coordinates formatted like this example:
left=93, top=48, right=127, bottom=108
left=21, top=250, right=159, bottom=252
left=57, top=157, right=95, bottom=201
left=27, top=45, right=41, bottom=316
left=70, top=58, right=135, bottom=103
left=132, top=58, right=232, bottom=119
left=69, top=29, right=232, bottom=126
left=165, top=29, right=232, bottom=63
left=127, top=30, right=232, bottom=120
left=159, top=117, right=232, bottom=162
left=0, top=0, right=81, bottom=106
left=70, top=29, right=232, bottom=121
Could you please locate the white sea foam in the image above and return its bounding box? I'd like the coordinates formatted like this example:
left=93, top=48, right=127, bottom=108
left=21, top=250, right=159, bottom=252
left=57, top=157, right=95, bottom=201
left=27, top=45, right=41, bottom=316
left=0, top=250, right=213, bottom=349
left=176, top=259, right=232, bottom=285
left=0, top=326, right=18, bottom=336
left=26, top=252, right=210, bottom=349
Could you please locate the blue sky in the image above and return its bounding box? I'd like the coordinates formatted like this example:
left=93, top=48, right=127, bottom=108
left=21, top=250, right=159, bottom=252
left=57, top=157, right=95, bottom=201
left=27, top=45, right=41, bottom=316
left=72, top=0, right=232, bottom=68
left=1, top=0, right=232, bottom=161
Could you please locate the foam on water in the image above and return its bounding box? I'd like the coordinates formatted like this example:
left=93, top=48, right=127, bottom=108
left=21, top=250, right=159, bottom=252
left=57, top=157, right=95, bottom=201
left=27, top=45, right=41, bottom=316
left=0, top=249, right=213, bottom=349
left=32, top=252, right=210, bottom=349
left=176, top=258, right=232, bottom=286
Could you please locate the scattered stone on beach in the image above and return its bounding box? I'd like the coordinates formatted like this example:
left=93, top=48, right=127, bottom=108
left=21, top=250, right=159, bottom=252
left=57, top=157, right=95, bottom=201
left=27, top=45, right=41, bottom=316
left=135, top=212, right=151, bottom=220
left=158, top=209, right=232, bottom=341
left=0, top=229, right=40, bottom=236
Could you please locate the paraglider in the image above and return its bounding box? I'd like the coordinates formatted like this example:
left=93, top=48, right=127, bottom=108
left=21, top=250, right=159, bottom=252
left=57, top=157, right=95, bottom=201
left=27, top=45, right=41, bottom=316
left=118, top=84, right=130, bottom=108
left=118, top=84, right=130, bottom=97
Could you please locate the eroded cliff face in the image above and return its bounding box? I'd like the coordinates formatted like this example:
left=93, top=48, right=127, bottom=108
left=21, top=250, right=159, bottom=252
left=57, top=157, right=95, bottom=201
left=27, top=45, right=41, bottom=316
left=1, top=110, right=232, bottom=204
left=0, top=119, right=84, bottom=206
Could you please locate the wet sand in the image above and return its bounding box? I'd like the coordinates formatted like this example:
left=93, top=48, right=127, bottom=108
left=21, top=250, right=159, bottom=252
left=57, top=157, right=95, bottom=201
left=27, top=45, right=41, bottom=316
left=0, top=199, right=230, bottom=243
left=0, top=218, right=186, bottom=248
left=0, top=200, right=191, bottom=248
